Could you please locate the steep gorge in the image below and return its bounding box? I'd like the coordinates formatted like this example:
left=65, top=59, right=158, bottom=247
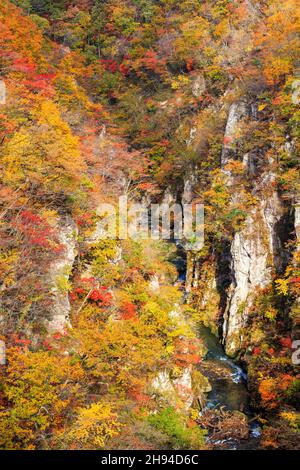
left=0, top=0, right=299, bottom=450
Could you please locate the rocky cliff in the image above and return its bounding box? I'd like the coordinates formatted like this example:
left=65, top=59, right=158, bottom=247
left=220, top=100, right=293, bottom=356
left=183, top=93, right=298, bottom=358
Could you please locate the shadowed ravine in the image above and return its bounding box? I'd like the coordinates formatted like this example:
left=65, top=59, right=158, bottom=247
left=176, top=257, right=261, bottom=449
left=197, top=324, right=261, bottom=449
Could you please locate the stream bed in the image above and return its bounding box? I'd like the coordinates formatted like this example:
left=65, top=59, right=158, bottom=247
left=173, top=251, right=261, bottom=449
left=197, top=324, right=261, bottom=449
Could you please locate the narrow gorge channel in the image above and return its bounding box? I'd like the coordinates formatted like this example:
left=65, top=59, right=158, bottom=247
left=1, top=0, right=299, bottom=452
left=197, top=324, right=261, bottom=449
left=175, top=251, right=261, bottom=449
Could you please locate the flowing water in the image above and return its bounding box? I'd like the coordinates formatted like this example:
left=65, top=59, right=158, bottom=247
left=198, top=324, right=248, bottom=411
left=173, top=249, right=261, bottom=449
left=198, top=324, right=261, bottom=449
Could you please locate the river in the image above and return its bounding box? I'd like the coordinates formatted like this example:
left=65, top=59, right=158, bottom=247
left=198, top=324, right=261, bottom=449
left=175, top=260, right=261, bottom=449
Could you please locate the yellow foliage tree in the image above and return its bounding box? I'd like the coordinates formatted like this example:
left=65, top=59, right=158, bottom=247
left=0, top=348, right=84, bottom=449
left=1, top=100, right=86, bottom=197
left=66, top=402, right=122, bottom=449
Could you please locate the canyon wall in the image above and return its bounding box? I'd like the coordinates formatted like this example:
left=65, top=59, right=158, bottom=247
left=184, top=95, right=298, bottom=358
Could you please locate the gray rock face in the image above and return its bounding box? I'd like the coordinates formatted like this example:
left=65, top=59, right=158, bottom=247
left=261, top=185, right=288, bottom=271
left=223, top=189, right=288, bottom=356
left=220, top=99, right=289, bottom=356
left=182, top=173, right=197, bottom=204
left=221, top=100, right=249, bottom=169
left=292, top=201, right=300, bottom=336
left=186, top=126, right=197, bottom=147
left=0, top=80, right=6, bottom=105
left=295, top=203, right=300, bottom=246
left=46, top=216, right=77, bottom=333
left=191, top=75, right=206, bottom=98
left=0, top=340, right=6, bottom=365
left=222, top=209, right=271, bottom=356
left=149, top=274, right=160, bottom=292
left=162, top=187, right=176, bottom=205
left=152, top=367, right=194, bottom=410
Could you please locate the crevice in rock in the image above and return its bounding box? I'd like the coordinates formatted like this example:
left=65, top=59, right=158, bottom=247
left=273, top=204, right=296, bottom=274
left=215, top=240, right=235, bottom=337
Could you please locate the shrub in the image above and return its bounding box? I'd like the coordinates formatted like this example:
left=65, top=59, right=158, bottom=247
left=148, top=407, right=206, bottom=449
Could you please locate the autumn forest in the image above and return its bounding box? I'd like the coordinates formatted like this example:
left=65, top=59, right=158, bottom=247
left=0, top=0, right=299, bottom=451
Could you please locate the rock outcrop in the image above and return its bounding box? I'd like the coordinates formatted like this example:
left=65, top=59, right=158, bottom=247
left=295, top=201, right=300, bottom=245
left=151, top=367, right=194, bottom=410
left=46, top=216, right=77, bottom=333
left=0, top=80, right=6, bottom=105
left=222, top=203, right=275, bottom=356
left=221, top=100, right=249, bottom=170
left=183, top=95, right=296, bottom=358
left=150, top=280, right=209, bottom=409
left=191, top=74, right=206, bottom=98
left=220, top=98, right=294, bottom=356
